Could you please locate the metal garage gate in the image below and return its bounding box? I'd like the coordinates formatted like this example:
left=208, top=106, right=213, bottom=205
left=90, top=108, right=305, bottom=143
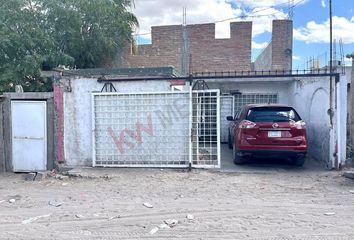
left=234, top=94, right=278, bottom=115
left=218, top=93, right=278, bottom=145
left=92, top=90, right=220, bottom=168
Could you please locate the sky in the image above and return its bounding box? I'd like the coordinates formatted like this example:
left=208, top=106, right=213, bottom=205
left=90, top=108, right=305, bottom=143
left=131, top=0, right=354, bottom=69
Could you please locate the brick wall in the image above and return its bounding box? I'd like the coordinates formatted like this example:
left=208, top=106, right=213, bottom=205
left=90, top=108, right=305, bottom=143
left=120, top=20, right=292, bottom=73
left=271, top=20, right=293, bottom=71
left=254, top=20, right=293, bottom=71
left=119, top=21, right=252, bottom=73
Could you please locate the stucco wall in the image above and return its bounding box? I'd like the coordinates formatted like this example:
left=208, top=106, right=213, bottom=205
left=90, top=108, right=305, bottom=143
left=62, top=75, right=343, bottom=168
left=289, top=77, right=331, bottom=167
left=337, top=75, right=347, bottom=167
left=63, top=78, right=292, bottom=167
left=63, top=78, right=173, bottom=166
left=208, top=76, right=343, bottom=167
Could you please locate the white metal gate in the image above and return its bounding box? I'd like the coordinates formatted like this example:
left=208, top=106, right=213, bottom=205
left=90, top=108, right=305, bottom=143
left=191, top=90, right=220, bottom=168
left=220, top=96, right=234, bottom=143
left=92, top=91, right=191, bottom=167
left=11, top=101, right=47, bottom=171
left=92, top=90, right=220, bottom=168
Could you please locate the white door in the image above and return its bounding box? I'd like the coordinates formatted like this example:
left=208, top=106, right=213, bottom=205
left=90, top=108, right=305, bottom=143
left=11, top=101, right=47, bottom=171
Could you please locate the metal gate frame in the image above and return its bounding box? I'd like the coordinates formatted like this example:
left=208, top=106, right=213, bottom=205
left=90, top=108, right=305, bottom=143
left=92, top=89, right=220, bottom=168
left=92, top=91, right=191, bottom=168
left=191, top=89, right=221, bottom=168
left=233, top=93, right=278, bottom=116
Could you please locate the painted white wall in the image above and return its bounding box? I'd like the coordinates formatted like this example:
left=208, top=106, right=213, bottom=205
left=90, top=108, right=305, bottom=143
left=337, top=75, right=347, bottom=167
left=212, top=78, right=339, bottom=167
left=63, top=76, right=345, bottom=168
left=289, top=77, right=332, bottom=167
left=63, top=78, right=172, bottom=166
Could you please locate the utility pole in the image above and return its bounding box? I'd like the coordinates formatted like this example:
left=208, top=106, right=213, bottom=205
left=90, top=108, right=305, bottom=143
left=328, top=0, right=337, bottom=169
left=329, top=0, right=333, bottom=125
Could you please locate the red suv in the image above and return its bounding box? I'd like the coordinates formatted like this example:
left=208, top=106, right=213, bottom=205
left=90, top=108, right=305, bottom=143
left=227, top=104, right=307, bottom=166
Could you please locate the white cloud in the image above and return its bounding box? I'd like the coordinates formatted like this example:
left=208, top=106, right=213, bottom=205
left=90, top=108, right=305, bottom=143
left=321, top=0, right=326, bottom=8
left=252, top=41, right=269, bottom=49
left=133, top=0, right=239, bottom=39
left=293, top=55, right=301, bottom=60
left=132, top=0, right=291, bottom=41
left=230, top=0, right=308, bottom=8
left=294, top=16, right=354, bottom=44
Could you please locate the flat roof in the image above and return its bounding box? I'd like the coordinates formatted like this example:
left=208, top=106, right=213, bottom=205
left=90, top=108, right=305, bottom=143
left=59, top=67, right=180, bottom=78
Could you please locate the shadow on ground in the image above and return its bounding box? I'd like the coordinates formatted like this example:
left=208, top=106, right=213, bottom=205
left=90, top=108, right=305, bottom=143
left=220, top=143, right=324, bottom=173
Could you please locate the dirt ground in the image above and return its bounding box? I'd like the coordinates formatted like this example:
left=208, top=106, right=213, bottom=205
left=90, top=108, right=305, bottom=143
left=0, top=166, right=354, bottom=240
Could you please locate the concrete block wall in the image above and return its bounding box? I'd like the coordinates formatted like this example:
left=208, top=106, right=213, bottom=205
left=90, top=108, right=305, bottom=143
left=254, top=20, right=293, bottom=71
left=120, top=21, right=252, bottom=73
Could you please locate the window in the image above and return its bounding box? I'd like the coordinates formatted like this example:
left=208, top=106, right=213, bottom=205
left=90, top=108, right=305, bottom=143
left=246, top=107, right=301, bottom=122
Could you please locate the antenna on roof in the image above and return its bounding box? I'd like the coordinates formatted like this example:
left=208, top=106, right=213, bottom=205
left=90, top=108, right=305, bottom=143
left=182, top=7, right=186, bottom=26
left=288, top=0, right=294, bottom=20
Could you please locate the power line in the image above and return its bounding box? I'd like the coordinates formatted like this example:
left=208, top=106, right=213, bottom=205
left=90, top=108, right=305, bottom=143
left=133, top=13, right=285, bottom=36
left=216, top=0, right=306, bottom=23
left=133, top=0, right=306, bottom=36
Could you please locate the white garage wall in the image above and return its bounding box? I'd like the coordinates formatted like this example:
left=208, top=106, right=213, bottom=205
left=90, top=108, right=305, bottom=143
left=63, top=78, right=172, bottom=166
left=62, top=75, right=346, bottom=168
left=288, top=77, right=332, bottom=167
left=337, top=75, right=347, bottom=168
left=208, top=76, right=346, bottom=168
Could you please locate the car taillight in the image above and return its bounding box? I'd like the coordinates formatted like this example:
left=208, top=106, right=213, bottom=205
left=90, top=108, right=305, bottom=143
left=291, top=120, right=306, bottom=129
left=239, top=120, right=256, bottom=129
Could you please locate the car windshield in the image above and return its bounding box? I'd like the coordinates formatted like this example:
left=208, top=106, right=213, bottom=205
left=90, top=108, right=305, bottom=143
left=246, top=107, right=301, bottom=122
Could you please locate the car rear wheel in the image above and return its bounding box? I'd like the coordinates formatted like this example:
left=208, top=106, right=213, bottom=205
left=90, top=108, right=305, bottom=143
left=292, top=156, right=305, bottom=167
left=228, top=133, right=232, bottom=149
left=233, top=142, right=245, bottom=164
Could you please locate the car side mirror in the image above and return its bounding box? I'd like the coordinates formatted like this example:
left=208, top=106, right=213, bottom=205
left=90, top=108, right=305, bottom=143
left=226, top=116, right=234, bottom=121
